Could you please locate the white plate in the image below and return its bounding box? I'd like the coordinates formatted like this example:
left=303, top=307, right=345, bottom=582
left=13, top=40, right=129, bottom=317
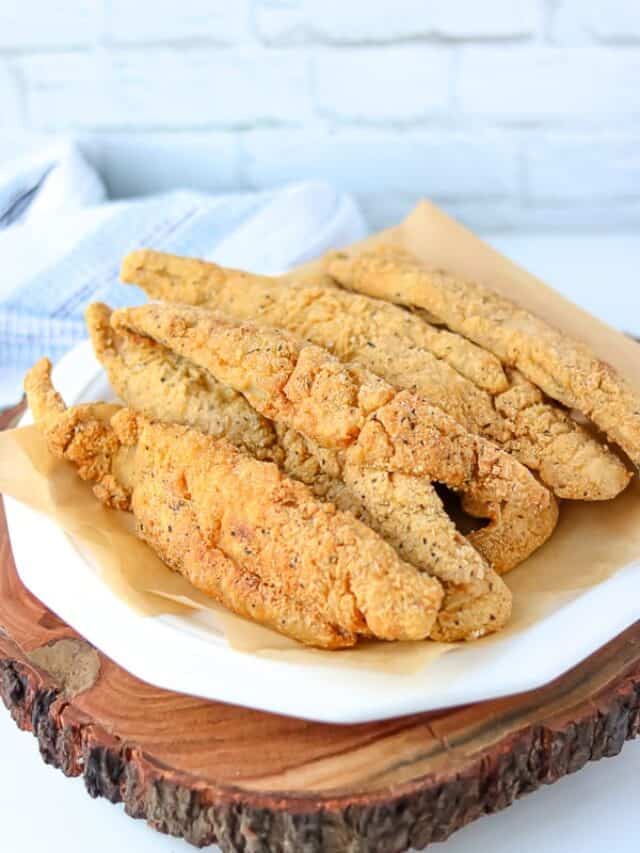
left=5, top=340, right=640, bottom=724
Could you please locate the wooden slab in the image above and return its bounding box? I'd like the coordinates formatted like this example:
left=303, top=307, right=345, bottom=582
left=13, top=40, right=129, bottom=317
left=1, top=404, right=639, bottom=852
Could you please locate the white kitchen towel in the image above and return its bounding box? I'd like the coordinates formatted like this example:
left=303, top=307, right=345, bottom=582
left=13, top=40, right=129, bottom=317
left=0, top=142, right=367, bottom=408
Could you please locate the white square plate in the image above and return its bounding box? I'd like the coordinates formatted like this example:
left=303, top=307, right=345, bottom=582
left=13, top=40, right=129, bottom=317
left=5, top=340, right=640, bottom=724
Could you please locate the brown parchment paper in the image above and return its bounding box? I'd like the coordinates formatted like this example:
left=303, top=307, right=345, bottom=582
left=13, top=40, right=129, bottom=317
left=1, top=201, right=639, bottom=677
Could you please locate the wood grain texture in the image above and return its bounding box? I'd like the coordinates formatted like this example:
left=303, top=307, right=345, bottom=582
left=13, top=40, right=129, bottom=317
left=0, top=402, right=639, bottom=852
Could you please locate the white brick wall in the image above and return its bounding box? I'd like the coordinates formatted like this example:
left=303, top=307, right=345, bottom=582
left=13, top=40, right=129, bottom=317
left=256, top=0, right=542, bottom=44
left=313, top=48, right=451, bottom=122
left=0, top=0, right=99, bottom=49
left=241, top=130, right=518, bottom=197
left=527, top=136, right=640, bottom=201
left=106, top=0, right=251, bottom=44
left=552, top=0, right=640, bottom=45
left=0, top=0, right=639, bottom=231
left=457, top=47, right=640, bottom=121
left=19, top=49, right=312, bottom=129
left=0, top=62, right=22, bottom=127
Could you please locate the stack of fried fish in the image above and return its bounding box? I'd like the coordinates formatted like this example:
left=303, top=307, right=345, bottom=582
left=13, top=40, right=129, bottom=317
left=25, top=245, right=639, bottom=649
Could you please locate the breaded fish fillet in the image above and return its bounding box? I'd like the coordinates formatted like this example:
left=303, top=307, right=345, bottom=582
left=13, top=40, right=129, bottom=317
left=327, top=246, right=640, bottom=469
left=88, top=303, right=484, bottom=583
left=111, top=303, right=558, bottom=573
left=121, top=249, right=508, bottom=393
left=120, top=250, right=630, bottom=501
left=88, top=303, right=510, bottom=641
left=86, top=302, right=281, bottom=461
left=24, top=359, right=445, bottom=648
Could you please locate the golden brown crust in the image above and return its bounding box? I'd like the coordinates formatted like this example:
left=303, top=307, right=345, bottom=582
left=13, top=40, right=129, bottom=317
left=338, top=465, right=512, bottom=642
left=23, top=357, right=67, bottom=426
left=86, top=303, right=280, bottom=461
left=121, top=249, right=509, bottom=394
left=327, top=246, right=640, bottom=469
left=90, top=303, right=477, bottom=577
left=25, top=362, right=445, bottom=648
left=88, top=311, right=511, bottom=641
left=112, top=304, right=392, bottom=448
left=429, top=570, right=511, bottom=643
left=111, top=303, right=558, bottom=572
left=24, top=358, right=130, bottom=509
left=120, top=251, right=629, bottom=501
left=123, top=418, right=446, bottom=646
left=409, top=308, right=508, bottom=393
left=494, top=368, right=630, bottom=500
left=352, top=391, right=559, bottom=574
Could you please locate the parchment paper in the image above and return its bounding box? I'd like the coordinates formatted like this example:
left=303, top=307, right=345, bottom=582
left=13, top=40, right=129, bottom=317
left=1, top=201, right=639, bottom=677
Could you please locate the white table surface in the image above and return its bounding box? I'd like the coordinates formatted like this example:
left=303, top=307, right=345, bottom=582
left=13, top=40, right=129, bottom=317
left=489, top=232, right=640, bottom=339
left=1, top=231, right=639, bottom=852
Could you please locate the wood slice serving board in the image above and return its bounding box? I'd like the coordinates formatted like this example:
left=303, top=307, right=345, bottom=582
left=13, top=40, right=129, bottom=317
left=0, top=406, right=639, bottom=853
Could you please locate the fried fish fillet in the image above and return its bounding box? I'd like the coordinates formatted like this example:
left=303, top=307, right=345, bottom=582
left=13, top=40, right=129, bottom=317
left=25, top=358, right=446, bottom=648
left=86, top=302, right=280, bottom=461
left=88, top=303, right=510, bottom=641
left=327, top=246, right=640, bottom=469
left=111, top=303, right=559, bottom=573
left=120, top=250, right=630, bottom=501
left=121, top=249, right=508, bottom=393
left=88, top=303, right=484, bottom=583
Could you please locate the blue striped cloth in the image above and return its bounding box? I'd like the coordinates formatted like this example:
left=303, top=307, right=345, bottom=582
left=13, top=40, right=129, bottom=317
left=0, top=143, right=366, bottom=407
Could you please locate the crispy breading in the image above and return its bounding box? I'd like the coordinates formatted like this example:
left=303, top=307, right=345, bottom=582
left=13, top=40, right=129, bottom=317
left=88, top=304, right=510, bottom=641
left=86, top=302, right=280, bottom=461
left=119, top=250, right=629, bottom=501
left=352, top=389, right=558, bottom=574
left=89, top=303, right=482, bottom=580
left=24, top=359, right=133, bottom=511
left=327, top=246, right=640, bottom=469
left=340, top=465, right=512, bottom=642
left=429, top=571, right=511, bottom=643
left=121, top=249, right=508, bottom=393
left=494, top=368, right=629, bottom=500
left=111, top=303, right=559, bottom=572
left=25, top=359, right=445, bottom=648
left=120, top=251, right=497, bottom=433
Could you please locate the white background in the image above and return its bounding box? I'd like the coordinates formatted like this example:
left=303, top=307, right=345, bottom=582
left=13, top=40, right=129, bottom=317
left=1, top=0, right=640, bottom=232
